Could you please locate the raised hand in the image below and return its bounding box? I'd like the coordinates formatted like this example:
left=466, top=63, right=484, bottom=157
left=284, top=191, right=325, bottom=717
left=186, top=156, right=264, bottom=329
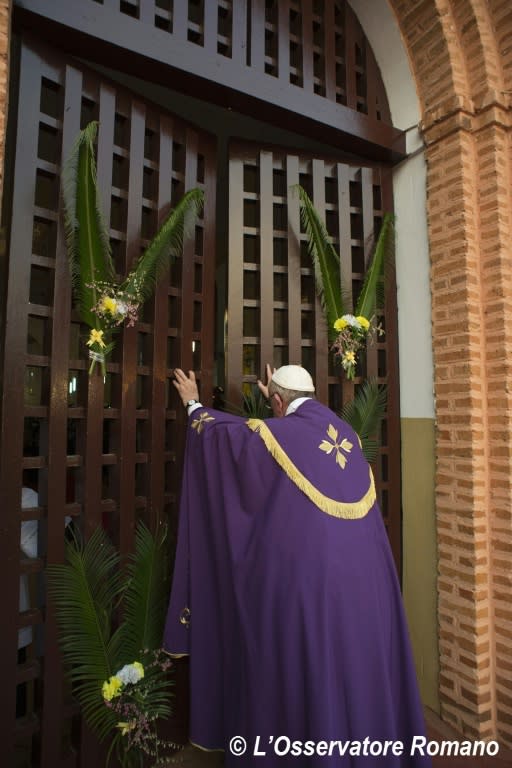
left=173, top=368, right=200, bottom=406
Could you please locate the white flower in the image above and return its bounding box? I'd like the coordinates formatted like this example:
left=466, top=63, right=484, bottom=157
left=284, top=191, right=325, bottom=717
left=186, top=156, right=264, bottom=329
left=116, top=662, right=144, bottom=685
left=341, top=314, right=361, bottom=329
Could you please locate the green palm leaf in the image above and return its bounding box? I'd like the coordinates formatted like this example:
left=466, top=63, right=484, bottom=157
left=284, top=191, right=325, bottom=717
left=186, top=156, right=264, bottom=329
left=121, top=188, right=204, bottom=303
left=222, top=385, right=272, bottom=419
left=355, top=212, right=395, bottom=320
left=340, top=377, right=387, bottom=463
left=294, top=184, right=344, bottom=338
left=111, top=522, right=170, bottom=664
left=47, top=527, right=122, bottom=739
left=241, top=386, right=271, bottom=419
left=61, top=120, right=114, bottom=329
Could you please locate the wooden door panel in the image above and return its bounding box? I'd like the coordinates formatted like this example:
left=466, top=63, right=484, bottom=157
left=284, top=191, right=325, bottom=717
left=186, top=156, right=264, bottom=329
left=0, top=36, right=216, bottom=768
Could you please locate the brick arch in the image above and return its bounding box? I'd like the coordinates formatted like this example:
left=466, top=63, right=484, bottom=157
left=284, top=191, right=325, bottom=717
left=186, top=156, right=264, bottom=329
left=492, top=2, right=512, bottom=93
left=434, top=0, right=507, bottom=109
left=461, top=0, right=507, bottom=101
left=389, top=0, right=510, bottom=114
left=387, top=1, right=466, bottom=114
left=388, top=0, right=512, bottom=746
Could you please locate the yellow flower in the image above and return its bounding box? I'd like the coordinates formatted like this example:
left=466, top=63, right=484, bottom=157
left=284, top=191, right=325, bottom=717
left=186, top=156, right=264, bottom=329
left=132, top=661, right=144, bottom=679
left=101, top=296, right=118, bottom=315
left=343, top=350, right=356, bottom=364
left=356, top=315, right=370, bottom=331
left=102, top=675, right=123, bottom=701
left=334, top=317, right=348, bottom=331
left=116, top=721, right=136, bottom=736
left=86, top=328, right=106, bottom=349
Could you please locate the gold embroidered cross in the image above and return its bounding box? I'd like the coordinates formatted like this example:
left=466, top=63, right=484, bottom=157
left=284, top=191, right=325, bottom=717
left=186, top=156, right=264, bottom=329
left=191, top=411, right=215, bottom=434
left=319, top=424, right=353, bottom=470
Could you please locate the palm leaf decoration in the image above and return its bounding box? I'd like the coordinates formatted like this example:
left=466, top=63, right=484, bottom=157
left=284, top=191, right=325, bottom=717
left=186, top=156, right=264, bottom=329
left=61, top=120, right=204, bottom=373
left=241, top=386, right=272, bottom=419
left=112, top=522, right=170, bottom=663
left=61, top=120, right=114, bottom=330
left=47, top=523, right=173, bottom=746
left=295, top=184, right=395, bottom=331
left=121, top=188, right=204, bottom=303
left=47, top=527, right=122, bottom=739
left=340, top=377, right=387, bottom=463
left=222, top=384, right=272, bottom=419
left=293, top=184, right=343, bottom=339
left=355, top=212, right=395, bottom=320
left=295, top=184, right=392, bottom=445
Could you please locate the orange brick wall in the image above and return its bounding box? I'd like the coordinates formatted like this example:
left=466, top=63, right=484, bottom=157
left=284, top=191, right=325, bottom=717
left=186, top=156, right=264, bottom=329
left=0, top=0, right=10, bottom=206
left=390, top=0, right=512, bottom=746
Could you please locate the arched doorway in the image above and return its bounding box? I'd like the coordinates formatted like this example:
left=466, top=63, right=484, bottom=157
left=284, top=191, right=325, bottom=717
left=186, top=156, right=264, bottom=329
left=1, top=2, right=405, bottom=764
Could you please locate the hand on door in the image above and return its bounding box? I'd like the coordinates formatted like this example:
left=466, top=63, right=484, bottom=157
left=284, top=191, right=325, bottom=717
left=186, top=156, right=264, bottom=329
left=257, top=363, right=275, bottom=400
left=173, top=368, right=200, bottom=406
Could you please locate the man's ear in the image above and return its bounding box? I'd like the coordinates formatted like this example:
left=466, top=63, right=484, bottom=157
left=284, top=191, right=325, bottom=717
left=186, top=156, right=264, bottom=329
left=273, top=393, right=285, bottom=416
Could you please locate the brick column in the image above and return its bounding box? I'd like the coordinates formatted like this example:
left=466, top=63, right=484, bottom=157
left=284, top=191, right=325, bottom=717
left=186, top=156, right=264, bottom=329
left=475, top=114, right=512, bottom=747
left=0, top=0, right=11, bottom=207
left=423, top=114, right=491, bottom=741
left=389, top=0, right=512, bottom=747
left=422, top=95, right=512, bottom=745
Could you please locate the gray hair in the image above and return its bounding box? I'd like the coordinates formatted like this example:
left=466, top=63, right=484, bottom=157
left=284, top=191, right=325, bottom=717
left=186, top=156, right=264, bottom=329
left=268, top=380, right=315, bottom=405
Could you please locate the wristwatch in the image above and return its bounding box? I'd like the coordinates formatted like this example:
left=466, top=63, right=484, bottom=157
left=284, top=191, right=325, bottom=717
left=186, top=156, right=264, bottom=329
left=185, top=399, right=198, bottom=408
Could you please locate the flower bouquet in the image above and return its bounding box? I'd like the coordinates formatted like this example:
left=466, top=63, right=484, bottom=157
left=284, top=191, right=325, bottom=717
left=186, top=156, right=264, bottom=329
left=332, top=314, right=372, bottom=380
left=62, top=121, right=204, bottom=375
left=102, top=653, right=177, bottom=766
left=47, top=523, right=179, bottom=767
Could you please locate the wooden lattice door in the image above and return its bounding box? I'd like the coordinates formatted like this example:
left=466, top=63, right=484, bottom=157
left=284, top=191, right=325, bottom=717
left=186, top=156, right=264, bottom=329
left=226, top=142, right=400, bottom=565
left=0, top=36, right=216, bottom=768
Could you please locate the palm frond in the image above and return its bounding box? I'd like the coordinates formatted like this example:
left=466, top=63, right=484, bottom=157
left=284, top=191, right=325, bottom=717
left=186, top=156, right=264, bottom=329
left=294, top=184, right=344, bottom=337
left=222, top=385, right=272, bottom=419
left=61, top=120, right=114, bottom=328
left=111, top=523, right=170, bottom=665
left=242, top=387, right=271, bottom=419
left=135, top=655, right=173, bottom=717
left=340, top=378, right=387, bottom=463
left=47, top=527, right=123, bottom=739
left=355, top=213, right=395, bottom=321
left=121, top=188, right=204, bottom=303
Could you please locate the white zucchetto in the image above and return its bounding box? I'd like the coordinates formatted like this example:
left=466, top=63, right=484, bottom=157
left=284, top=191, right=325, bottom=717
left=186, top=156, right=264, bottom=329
left=271, top=365, right=315, bottom=392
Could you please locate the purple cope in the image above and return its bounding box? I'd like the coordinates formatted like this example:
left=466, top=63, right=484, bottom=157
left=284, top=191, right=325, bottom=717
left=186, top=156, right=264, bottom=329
left=164, top=400, right=432, bottom=766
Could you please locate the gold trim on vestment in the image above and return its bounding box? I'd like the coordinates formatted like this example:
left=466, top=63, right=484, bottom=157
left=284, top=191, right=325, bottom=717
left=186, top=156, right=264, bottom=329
left=246, top=419, right=375, bottom=519
left=189, top=740, right=225, bottom=753
left=162, top=649, right=190, bottom=658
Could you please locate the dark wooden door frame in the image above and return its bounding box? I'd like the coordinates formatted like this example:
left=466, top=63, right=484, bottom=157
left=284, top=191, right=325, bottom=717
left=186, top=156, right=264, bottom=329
left=13, top=0, right=406, bottom=164
left=0, top=35, right=217, bottom=767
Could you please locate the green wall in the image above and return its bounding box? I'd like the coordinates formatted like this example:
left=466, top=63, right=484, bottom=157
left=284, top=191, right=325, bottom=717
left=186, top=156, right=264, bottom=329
left=402, top=417, right=439, bottom=712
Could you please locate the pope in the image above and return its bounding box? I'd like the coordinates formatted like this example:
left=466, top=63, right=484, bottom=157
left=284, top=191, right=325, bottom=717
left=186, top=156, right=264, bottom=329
left=164, top=365, right=432, bottom=767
